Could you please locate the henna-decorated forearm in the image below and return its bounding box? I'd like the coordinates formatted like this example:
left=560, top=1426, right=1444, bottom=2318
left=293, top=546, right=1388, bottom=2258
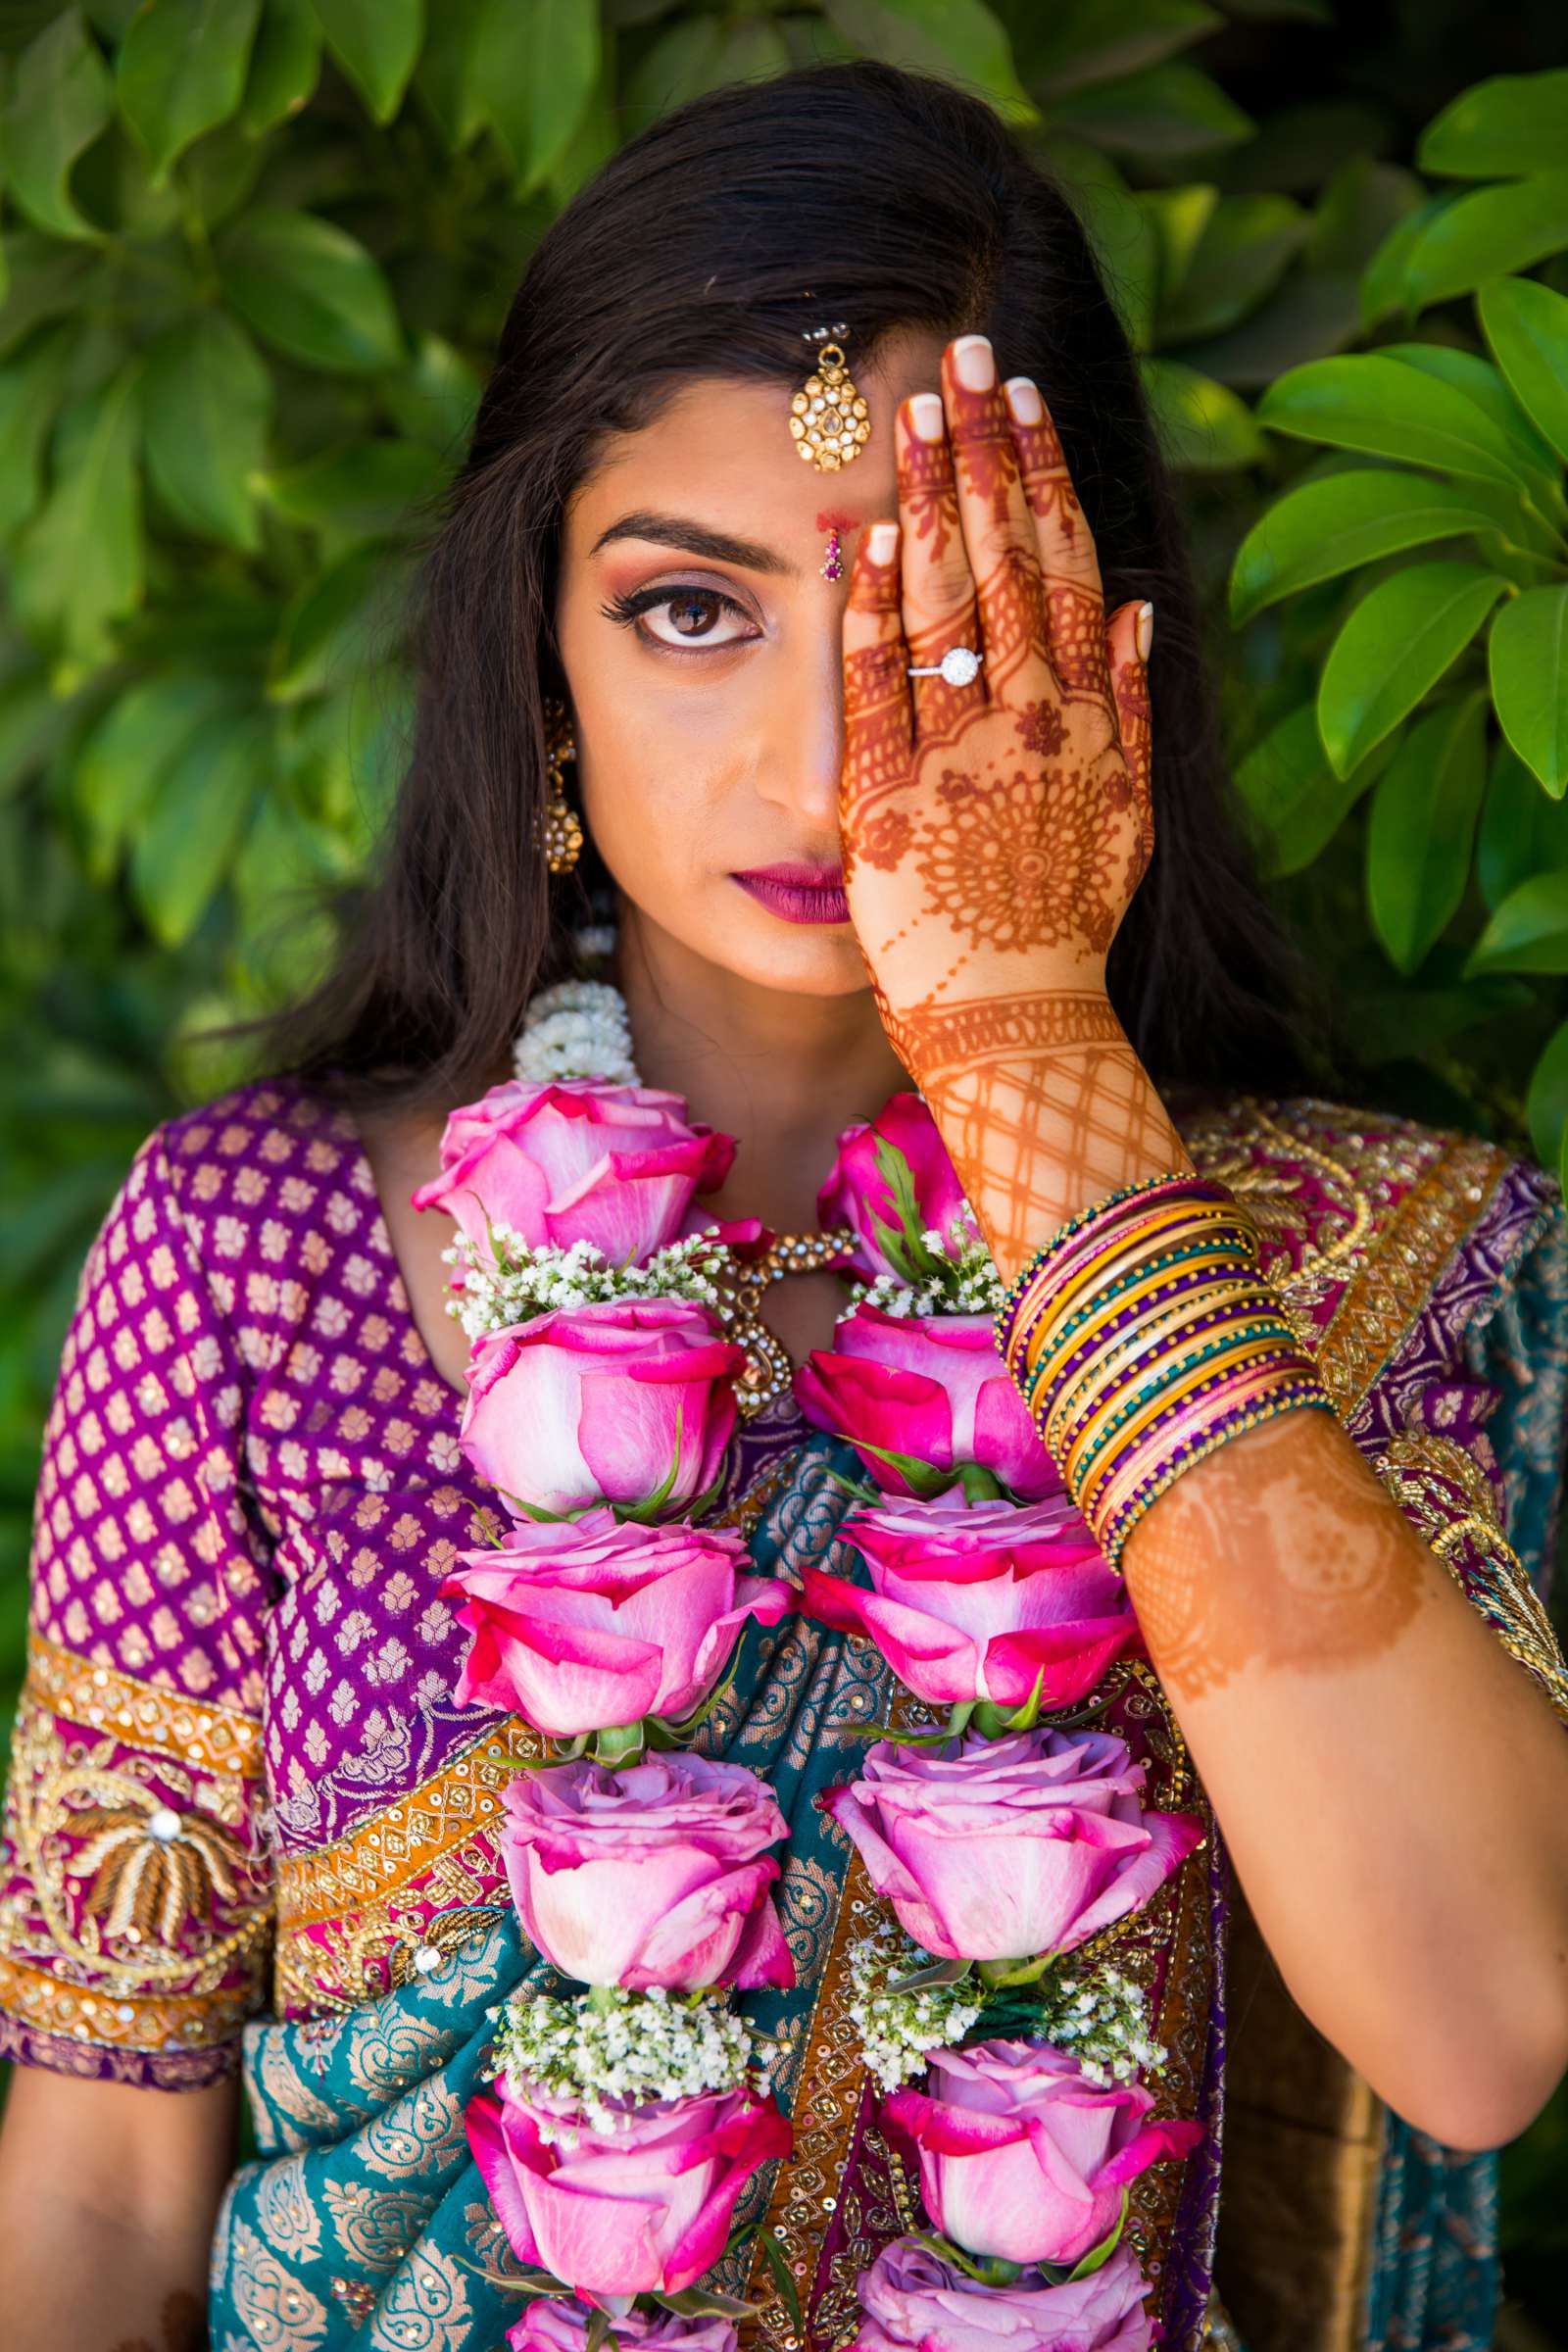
left=1120, top=1407, right=1429, bottom=1703
left=925, top=1036, right=1190, bottom=1281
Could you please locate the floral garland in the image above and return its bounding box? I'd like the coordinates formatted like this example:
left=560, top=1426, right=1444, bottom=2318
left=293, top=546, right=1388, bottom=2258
left=414, top=948, right=1205, bottom=2352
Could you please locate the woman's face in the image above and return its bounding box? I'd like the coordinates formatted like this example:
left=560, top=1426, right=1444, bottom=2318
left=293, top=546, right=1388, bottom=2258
left=554, top=327, right=946, bottom=997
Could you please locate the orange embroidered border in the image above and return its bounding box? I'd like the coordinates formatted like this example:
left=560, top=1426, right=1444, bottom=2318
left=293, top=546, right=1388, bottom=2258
left=0, top=1941, right=256, bottom=2054
left=25, top=1632, right=263, bottom=1780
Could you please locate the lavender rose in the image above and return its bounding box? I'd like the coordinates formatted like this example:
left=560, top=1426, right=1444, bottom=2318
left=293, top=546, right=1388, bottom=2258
left=806, top=1491, right=1134, bottom=1710
left=817, top=1092, right=976, bottom=1281
left=885, top=2039, right=1201, bottom=2268
left=820, top=1728, right=1201, bottom=1965
left=851, top=2233, right=1154, bottom=2350
left=511, top=2305, right=738, bottom=2352
left=467, top=2082, right=791, bottom=2301
left=500, top=1752, right=794, bottom=1990
left=461, top=1297, right=745, bottom=1518
left=413, top=1077, right=734, bottom=1266
left=796, top=1305, right=1059, bottom=1501
left=446, top=1511, right=792, bottom=1737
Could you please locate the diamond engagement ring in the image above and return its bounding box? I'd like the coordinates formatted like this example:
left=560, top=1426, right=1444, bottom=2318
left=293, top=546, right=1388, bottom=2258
left=906, top=646, right=984, bottom=687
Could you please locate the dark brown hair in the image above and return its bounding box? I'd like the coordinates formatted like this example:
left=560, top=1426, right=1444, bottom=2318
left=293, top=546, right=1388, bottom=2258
left=259, top=58, right=1315, bottom=1110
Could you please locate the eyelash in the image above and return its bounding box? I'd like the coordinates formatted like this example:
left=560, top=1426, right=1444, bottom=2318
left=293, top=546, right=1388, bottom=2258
left=598, top=583, right=758, bottom=656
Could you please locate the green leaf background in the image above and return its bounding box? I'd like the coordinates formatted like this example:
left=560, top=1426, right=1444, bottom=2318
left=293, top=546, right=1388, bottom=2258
left=0, top=1, right=1566, bottom=2317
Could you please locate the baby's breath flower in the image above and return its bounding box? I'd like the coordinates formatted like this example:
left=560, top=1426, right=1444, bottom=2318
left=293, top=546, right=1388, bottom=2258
left=488, top=1986, right=760, bottom=2147
left=447, top=1227, right=734, bottom=1342
left=852, top=1229, right=1004, bottom=1321
left=847, top=1922, right=983, bottom=2093
left=1022, top=1960, right=1166, bottom=2088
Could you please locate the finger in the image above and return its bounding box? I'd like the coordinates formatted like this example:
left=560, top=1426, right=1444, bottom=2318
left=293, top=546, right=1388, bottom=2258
left=896, top=395, right=987, bottom=737
left=1005, top=374, right=1108, bottom=705
left=940, top=335, right=1054, bottom=710
left=841, top=520, right=915, bottom=876
left=1106, top=597, right=1154, bottom=890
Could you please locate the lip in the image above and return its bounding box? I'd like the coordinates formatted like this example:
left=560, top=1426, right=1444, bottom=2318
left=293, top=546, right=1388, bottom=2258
left=733, top=863, right=850, bottom=926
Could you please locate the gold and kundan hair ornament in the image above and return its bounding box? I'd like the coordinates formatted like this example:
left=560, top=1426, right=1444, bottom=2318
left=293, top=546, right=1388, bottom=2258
left=539, top=694, right=584, bottom=876
left=791, top=313, right=871, bottom=473
left=996, top=1172, right=1337, bottom=1568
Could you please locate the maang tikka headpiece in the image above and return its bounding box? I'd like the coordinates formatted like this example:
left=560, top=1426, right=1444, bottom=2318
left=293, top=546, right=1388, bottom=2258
left=790, top=312, right=870, bottom=474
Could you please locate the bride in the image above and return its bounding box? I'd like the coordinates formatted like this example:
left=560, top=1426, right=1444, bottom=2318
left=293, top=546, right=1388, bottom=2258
left=2, top=58, right=1565, bottom=2352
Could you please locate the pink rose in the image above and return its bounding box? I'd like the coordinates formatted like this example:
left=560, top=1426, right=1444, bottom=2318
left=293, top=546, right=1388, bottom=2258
left=806, top=1491, right=1134, bottom=1710
left=820, top=1728, right=1202, bottom=1965
left=511, top=2304, right=737, bottom=2352
left=886, top=2040, right=1200, bottom=2268
left=462, top=1298, right=744, bottom=1518
left=795, top=1305, right=1059, bottom=1500
left=852, top=2234, right=1154, bottom=2351
left=445, top=1511, right=792, bottom=1737
left=817, top=1093, right=976, bottom=1280
left=413, top=1078, right=734, bottom=1266
left=500, top=1752, right=794, bottom=1990
left=468, top=2082, right=791, bottom=2300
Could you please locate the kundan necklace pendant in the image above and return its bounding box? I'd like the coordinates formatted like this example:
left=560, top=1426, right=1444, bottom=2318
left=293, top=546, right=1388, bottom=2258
left=792, top=324, right=870, bottom=474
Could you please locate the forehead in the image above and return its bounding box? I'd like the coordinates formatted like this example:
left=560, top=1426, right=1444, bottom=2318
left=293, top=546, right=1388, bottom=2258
left=563, top=325, right=948, bottom=557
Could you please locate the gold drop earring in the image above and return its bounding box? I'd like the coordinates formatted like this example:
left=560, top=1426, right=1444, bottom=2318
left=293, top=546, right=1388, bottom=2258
left=540, top=696, right=584, bottom=875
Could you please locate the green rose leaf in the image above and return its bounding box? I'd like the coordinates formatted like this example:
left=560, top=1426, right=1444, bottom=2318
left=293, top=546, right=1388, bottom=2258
left=142, top=312, right=272, bottom=550
left=312, top=0, right=423, bottom=125
left=1229, top=470, right=1505, bottom=625
left=6, top=9, right=113, bottom=240
left=1318, top=562, right=1507, bottom=777
left=1256, top=354, right=1543, bottom=488
left=1489, top=586, right=1568, bottom=799
left=129, top=706, right=273, bottom=945
left=1365, top=693, right=1487, bottom=973
left=218, top=206, right=403, bottom=372
left=1419, top=70, right=1568, bottom=179
left=1465, top=870, right=1568, bottom=977
left=115, top=0, right=262, bottom=183
left=1479, top=276, right=1568, bottom=466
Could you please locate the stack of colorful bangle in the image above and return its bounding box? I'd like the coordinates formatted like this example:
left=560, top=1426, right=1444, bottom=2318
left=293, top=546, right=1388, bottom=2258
left=995, top=1170, right=1336, bottom=1568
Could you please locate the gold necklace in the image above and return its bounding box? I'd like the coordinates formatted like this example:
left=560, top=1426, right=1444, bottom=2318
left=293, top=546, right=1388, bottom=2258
left=727, top=1225, right=855, bottom=1416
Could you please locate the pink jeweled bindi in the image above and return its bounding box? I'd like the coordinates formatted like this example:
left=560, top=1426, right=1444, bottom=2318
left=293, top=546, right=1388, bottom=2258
left=820, top=526, right=844, bottom=581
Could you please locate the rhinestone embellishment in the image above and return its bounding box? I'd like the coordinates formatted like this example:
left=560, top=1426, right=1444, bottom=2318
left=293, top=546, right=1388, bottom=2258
left=937, top=646, right=980, bottom=687
left=790, top=343, right=871, bottom=474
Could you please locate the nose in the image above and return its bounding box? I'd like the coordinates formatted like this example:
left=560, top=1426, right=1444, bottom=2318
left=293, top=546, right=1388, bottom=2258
left=755, top=601, right=851, bottom=839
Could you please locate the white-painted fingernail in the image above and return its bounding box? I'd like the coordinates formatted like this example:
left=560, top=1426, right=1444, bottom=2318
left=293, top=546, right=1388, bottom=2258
left=908, top=393, right=946, bottom=443
left=868, top=521, right=900, bottom=565
left=1136, top=602, right=1154, bottom=662
left=953, top=335, right=995, bottom=392
left=1004, top=376, right=1043, bottom=424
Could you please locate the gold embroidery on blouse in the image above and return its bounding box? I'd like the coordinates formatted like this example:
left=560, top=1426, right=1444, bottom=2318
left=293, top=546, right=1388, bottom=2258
left=0, top=1686, right=270, bottom=2029
left=1376, top=1431, right=1568, bottom=1726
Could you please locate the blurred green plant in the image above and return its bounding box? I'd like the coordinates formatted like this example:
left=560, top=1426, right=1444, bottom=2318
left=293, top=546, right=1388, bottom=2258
left=1229, top=68, right=1568, bottom=1192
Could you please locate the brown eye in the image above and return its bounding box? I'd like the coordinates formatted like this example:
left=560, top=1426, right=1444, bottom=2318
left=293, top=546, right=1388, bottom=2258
left=601, top=582, right=759, bottom=654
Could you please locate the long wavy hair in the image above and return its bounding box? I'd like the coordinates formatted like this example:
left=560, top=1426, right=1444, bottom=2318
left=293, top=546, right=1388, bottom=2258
left=257, top=58, right=1316, bottom=1112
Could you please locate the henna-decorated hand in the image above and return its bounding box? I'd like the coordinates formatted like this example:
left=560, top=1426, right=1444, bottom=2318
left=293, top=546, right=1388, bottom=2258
left=840, top=335, right=1183, bottom=1268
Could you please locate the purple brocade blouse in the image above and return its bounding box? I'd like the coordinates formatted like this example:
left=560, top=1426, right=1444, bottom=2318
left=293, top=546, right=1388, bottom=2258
left=3, top=1073, right=1566, bottom=2352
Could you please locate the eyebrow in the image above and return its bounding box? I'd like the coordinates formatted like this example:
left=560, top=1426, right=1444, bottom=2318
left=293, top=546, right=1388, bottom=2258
left=589, top=509, right=801, bottom=579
